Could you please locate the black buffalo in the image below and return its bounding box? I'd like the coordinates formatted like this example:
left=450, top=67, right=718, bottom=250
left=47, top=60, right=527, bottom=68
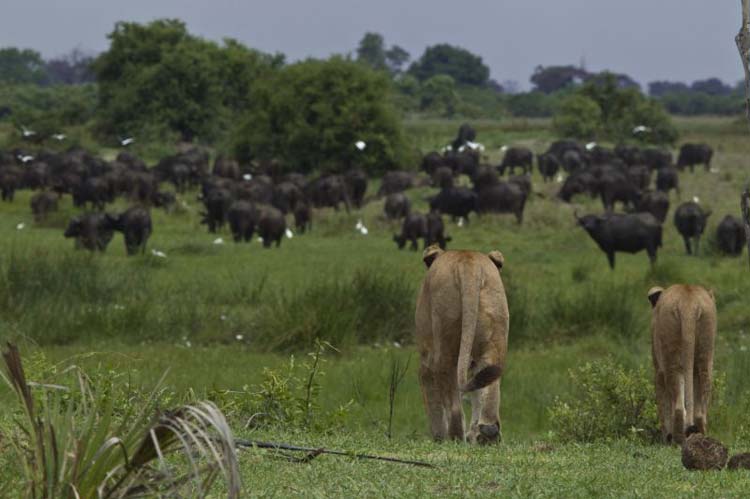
left=558, top=170, right=598, bottom=202
left=384, top=193, right=411, bottom=220
left=716, top=215, right=744, bottom=256
left=377, top=171, right=416, bottom=197
left=227, top=200, right=258, bottom=242
left=429, top=187, right=478, bottom=222
left=107, top=206, right=152, bottom=255
left=598, top=172, right=640, bottom=212
left=432, top=166, right=454, bottom=189
left=344, top=169, right=368, bottom=209
left=394, top=212, right=427, bottom=250
left=64, top=213, right=115, bottom=252
left=576, top=212, right=662, bottom=269
left=257, top=205, right=287, bottom=248
left=537, top=153, right=560, bottom=182
left=201, top=187, right=233, bottom=233
left=677, top=143, right=713, bottom=172
left=674, top=202, right=711, bottom=255
left=476, top=182, right=527, bottom=224
left=642, top=148, right=673, bottom=170
left=294, top=202, right=312, bottom=234
left=633, top=190, right=670, bottom=223
left=30, top=191, right=58, bottom=222
left=452, top=123, right=477, bottom=151
left=425, top=212, right=451, bottom=249
left=655, top=167, right=679, bottom=195
left=498, top=147, right=533, bottom=176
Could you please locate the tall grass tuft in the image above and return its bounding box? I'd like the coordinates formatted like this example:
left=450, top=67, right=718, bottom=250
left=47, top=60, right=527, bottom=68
left=543, top=279, right=645, bottom=341
left=252, top=267, right=415, bottom=351
left=0, top=343, right=241, bottom=498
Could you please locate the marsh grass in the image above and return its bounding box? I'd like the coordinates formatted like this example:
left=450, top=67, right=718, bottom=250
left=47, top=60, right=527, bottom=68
left=252, top=267, right=415, bottom=351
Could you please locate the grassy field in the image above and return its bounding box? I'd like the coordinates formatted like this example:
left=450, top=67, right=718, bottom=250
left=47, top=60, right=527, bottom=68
left=3, top=116, right=750, bottom=496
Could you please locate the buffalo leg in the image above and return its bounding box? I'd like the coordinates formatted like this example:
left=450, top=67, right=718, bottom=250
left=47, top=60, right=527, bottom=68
left=606, top=251, right=616, bottom=269
left=683, top=237, right=692, bottom=255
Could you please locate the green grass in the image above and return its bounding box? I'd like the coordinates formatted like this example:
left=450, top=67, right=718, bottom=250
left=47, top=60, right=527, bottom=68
left=3, top=116, right=750, bottom=496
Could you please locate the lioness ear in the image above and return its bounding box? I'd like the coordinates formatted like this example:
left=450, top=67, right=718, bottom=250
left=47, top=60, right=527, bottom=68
left=487, top=250, right=504, bottom=270
left=422, top=244, right=443, bottom=268
left=647, top=286, right=663, bottom=308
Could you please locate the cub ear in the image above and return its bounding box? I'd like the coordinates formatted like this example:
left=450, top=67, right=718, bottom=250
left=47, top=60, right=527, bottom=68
left=647, top=286, right=664, bottom=308
left=487, top=250, right=504, bottom=270
left=422, top=244, right=444, bottom=268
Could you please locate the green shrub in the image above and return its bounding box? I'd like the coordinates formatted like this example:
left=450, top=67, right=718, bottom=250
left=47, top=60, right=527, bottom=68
left=552, top=73, right=678, bottom=145
left=0, top=344, right=240, bottom=498
left=208, top=341, right=351, bottom=431
left=232, top=56, right=407, bottom=174
left=548, top=360, right=659, bottom=443
left=552, top=95, right=601, bottom=140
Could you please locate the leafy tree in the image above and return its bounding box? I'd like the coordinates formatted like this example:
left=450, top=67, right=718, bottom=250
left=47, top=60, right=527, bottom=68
left=0, top=47, right=48, bottom=84
left=93, top=19, right=274, bottom=142
left=232, top=56, right=405, bottom=174
left=408, top=44, right=490, bottom=86
left=530, top=65, right=588, bottom=93
left=552, top=95, right=601, bottom=139
left=356, top=32, right=387, bottom=71
left=553, top=73, right=677, bottom=144
left=419, top=75, right=458, bottom=116
left=385, top=45, right=410, bottom=74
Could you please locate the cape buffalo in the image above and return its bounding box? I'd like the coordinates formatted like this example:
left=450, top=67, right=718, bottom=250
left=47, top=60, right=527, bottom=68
left=64, top=213, right=115, bottom=252
left=107, top=206, right=152, bottom=255
left=576, top=212, right=662, bottom=269
left=476, top=182, right=527, bottom=224
left=384, top=193, right=411, bottom=219
left=677, top=143, right=713, bottom=172
left=394, top=212, right=427, bottom=250
left=674, top=202, right=711, bottom=255
left=429, top=187, right=478, bottom=223
left=498, top=147, right=533, bottom=176
left=537, top=153, right=560, bottom=182
left=716, top=215, right=744, bottom=256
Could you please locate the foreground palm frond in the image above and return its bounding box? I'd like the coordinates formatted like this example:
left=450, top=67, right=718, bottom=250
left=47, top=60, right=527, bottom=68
left=0, top=343, right=240, bottom=498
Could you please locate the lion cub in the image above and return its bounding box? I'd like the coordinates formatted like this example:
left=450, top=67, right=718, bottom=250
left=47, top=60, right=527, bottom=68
left=415, top=245, right=509, bottom=443
left=648, top=284, right=716, bottom=444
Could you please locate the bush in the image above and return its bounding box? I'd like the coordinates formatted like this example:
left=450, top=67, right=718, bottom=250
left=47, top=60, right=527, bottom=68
left=208, top=341, right=351, bottom=431
left=548, top=360, right=659, bottom=443
left=552, top=73, right=678, bottom=145
left=552, top=95, right=601, bottom=140
left=232, top=56, right=407, bottom=174
left=252, top=267, right=415, bottom=351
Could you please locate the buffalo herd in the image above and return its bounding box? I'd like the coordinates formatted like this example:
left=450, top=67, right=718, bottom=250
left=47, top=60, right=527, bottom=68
left=0, top=124, right=740, bottom=267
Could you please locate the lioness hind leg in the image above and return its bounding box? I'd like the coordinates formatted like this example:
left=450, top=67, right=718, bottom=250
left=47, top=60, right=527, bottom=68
left=419, top=364, right=448, bottom=441
left=654, top=370, right=669, bottom=442
left=668, top=372, right=686, bottom=444
left=467, top=380, right=501, bottom=445
left=444, top=376, right=464, bottom=441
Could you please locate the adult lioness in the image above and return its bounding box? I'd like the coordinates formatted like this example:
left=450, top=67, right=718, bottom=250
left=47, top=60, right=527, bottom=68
left=415, top=245, right=509, bottom=443
left=648, top=285, right=717, bottom=445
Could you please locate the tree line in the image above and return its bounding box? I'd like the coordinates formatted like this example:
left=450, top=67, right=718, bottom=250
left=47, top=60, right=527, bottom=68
left=0, top=20, right=737, bottom=168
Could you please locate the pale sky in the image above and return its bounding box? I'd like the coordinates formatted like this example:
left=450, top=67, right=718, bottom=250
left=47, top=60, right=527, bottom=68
left=0, top=1, right=741, bottom=89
